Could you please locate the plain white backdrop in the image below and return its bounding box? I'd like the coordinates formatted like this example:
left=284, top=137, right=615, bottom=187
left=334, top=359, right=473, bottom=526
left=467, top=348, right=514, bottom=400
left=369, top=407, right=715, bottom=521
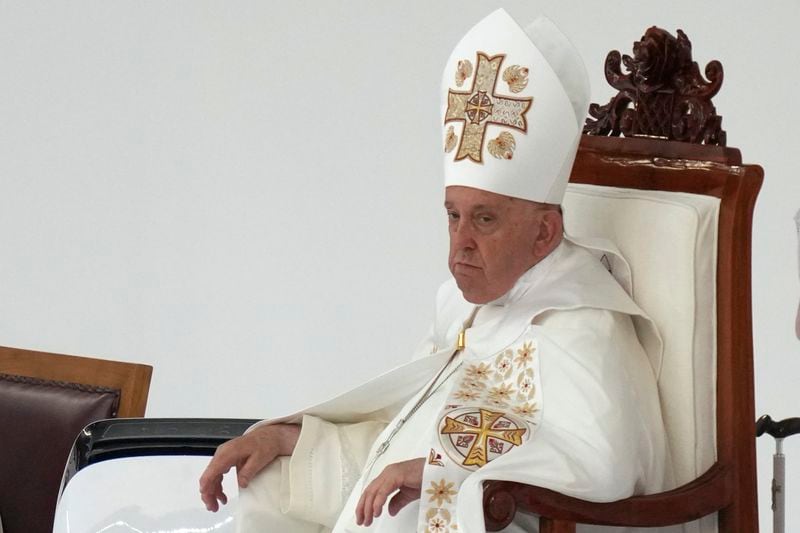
left=1, top=1, right=797, bottom=530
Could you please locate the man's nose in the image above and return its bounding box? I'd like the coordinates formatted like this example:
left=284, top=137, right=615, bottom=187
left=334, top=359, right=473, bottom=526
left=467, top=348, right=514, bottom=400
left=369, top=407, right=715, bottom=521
left=451, top=220, right=476, bottom=250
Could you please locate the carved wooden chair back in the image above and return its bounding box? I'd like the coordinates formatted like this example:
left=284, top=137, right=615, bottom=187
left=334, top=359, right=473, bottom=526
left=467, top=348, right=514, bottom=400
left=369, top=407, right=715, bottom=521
left=483, top=26, right=762, bottom=533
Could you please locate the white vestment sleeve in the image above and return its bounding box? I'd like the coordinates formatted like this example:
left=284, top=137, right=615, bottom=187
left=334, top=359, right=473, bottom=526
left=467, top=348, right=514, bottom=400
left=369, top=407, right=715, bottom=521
left=281, top=414, right=387, bottom=527
left=452, top=309, right=671, bottom=533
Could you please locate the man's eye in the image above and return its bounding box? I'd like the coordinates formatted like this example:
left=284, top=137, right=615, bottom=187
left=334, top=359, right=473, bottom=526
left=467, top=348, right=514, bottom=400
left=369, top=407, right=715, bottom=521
left=477, top=216, right=494, bottom=224
left=447, top=212, right=459, bottom=221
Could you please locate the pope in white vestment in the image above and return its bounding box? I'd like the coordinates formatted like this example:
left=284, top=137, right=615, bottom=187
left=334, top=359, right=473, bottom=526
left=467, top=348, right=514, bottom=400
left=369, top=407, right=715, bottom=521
left=200, top=9, right=675, bottom=533
left=234, top=238, right=672, bottom=533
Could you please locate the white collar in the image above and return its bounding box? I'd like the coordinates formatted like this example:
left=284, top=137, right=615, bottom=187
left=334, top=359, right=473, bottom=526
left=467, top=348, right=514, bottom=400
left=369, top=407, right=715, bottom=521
left=486, top=241, right=565, bottom=308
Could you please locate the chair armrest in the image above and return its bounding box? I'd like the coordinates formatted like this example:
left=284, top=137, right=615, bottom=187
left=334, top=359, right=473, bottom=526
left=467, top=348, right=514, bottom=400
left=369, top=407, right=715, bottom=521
left=483, top=462, right=732, bottom=531
left=61, top=418, right=258, bottom=491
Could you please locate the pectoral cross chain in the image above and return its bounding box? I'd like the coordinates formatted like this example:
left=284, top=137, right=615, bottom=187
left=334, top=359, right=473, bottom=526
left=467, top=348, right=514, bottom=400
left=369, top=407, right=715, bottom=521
left=361, top=306, right=481, bottom=483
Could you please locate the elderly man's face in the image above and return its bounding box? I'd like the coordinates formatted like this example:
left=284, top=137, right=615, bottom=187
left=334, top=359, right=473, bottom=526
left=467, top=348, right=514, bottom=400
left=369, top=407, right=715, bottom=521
left=445, top=185, right=559, bottom=304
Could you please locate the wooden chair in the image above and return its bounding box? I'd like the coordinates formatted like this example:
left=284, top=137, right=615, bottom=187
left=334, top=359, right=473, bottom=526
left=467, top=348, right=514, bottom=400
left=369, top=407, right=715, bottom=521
left=483, top=27, right=761, bottom=532
left=0, top=345, right=152, bottom=417
left=0, top=346, right=152, bottom=533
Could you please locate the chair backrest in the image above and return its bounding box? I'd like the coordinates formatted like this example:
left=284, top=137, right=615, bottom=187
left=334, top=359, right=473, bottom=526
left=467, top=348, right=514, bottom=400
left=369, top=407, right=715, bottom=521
left=0, top=346, right=152, bottom=533
left=564, top=183, right=720, bottom=484
left=564, top=135, right=762, bottom=532
left=484, top=26, right=762, bottom=533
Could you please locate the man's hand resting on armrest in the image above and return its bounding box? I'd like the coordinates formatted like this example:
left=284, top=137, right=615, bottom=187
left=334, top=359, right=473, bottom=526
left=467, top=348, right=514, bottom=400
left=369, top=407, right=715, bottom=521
left=199, top=423, right=301, bottom=512
left=356, top=457, right=425, bottom=526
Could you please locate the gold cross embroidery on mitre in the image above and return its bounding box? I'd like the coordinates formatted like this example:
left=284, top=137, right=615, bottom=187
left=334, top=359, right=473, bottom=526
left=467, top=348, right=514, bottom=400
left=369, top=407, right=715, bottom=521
left=445, top=52, right=533, bottom=163
left=441, top=408, right=526, bottom=467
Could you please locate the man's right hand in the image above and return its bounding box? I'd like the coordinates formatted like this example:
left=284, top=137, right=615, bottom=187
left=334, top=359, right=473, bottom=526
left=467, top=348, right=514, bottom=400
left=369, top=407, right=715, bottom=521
left=199, top=423, right=301, bottom=512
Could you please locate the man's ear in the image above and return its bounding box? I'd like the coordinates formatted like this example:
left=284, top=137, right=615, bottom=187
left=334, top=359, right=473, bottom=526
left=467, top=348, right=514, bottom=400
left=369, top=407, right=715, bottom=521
left=532, top=210, right=563, bottom=258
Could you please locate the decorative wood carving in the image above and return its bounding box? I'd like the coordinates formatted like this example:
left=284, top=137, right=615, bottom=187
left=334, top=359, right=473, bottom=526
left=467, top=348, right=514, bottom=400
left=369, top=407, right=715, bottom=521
left=584, top=27, right=726, bottom=146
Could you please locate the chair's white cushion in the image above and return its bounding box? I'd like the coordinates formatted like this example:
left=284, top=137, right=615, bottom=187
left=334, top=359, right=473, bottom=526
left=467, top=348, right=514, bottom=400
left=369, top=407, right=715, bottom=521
left=564, top=183, right=720, bottom=532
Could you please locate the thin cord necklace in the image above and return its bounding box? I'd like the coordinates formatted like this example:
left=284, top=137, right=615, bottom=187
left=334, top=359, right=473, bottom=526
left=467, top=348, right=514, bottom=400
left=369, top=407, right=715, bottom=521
left=361, top=305, right=481, bottom=483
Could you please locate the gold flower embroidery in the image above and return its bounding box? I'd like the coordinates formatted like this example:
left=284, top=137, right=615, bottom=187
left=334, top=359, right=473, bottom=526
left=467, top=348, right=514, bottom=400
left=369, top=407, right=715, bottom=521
left=494, top=351, right=513, bottom=379
left=502, top=65, right=529, bottom=93
left=426, top=479, right=457, bottom=506
left=488, top=383, right=515, bottom=403
left=488, top=396, right=509, bottom=408
left=487, top=132, right=516, bottom=160
left=461, top=378, right=487, bottom=391
left=444, top=126, right=457, bottom=153
left=455, top=59, right=473, bottom=87
left=465, top=362, right=493, bottom=381
left=425, top=507, right=452, bottom=533
left=514, top=341, right=534, bottom=367
left=517, top=377, right=535, bottom=400
left=426, top=507, right=451, bottom=520
left=428, top=517, right=447, bottom=533
left=513, top=402, right=539, bottom=418
left=453, top=388, right=480, bottom=402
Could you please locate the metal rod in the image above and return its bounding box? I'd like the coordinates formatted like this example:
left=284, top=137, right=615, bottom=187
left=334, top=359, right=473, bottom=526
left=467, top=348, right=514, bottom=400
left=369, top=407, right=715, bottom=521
left=773, top=438, right=785, bottom=533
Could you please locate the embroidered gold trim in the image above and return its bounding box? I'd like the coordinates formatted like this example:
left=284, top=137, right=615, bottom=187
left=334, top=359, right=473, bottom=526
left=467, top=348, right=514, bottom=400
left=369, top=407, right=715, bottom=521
left=444, top=126, right=457, bottom=153
left=428, top=448, right=445, bottom=467
left=516, top=367, right=536, bottom=400
left=494, top=349, right=514, bottom=380
left=488, top=382, right=515, bottom=405
left=424, top=507, right=453, bottom=533
left=453, top=388, right=480, bottom=402
left=487, top=132, right=516, bottom=160
left=440, top=408, right=527, bottom=468
left=514, top=341, right=534, bottom=367
left=426, top=478, right=457, bottom=506
left=513, top=402, right=539, bottom=418
left=503, top=65, right=529, bottom=93
left=455, top=59, right=473, bottom=87
left=444, top=52, right=533, bottom=163
left=465, top=362, right=493, bottom=380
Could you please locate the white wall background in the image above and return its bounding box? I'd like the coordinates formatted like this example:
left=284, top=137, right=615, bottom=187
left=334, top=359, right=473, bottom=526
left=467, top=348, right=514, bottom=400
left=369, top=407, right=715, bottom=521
left=1, top=0, right=797, bottom=529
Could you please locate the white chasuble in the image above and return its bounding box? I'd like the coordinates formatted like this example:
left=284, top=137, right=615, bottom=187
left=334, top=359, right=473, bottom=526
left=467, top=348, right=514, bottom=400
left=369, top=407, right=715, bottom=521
left=240, top=240, right=674, bottom=533
left=417, top=328, right=543, bottom=532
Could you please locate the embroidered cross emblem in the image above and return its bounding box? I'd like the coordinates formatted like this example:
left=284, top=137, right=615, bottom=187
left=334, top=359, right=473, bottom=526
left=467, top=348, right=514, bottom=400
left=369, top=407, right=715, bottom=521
left=441, top=408, right=526, bottom=467
left=445, top=52, right=533, bottom=163
left=488, top=438, right=504, bottom=454
left=466, top=92, right=493, bottom=123
left=456, top=435, right=474, bottom=448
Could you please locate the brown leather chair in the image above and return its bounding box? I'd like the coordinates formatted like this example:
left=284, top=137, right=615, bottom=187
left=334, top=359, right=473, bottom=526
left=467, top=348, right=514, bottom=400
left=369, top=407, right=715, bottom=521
left=483, top=27, right=761, bottom=533
left=0, top=346, right=152, bottom=533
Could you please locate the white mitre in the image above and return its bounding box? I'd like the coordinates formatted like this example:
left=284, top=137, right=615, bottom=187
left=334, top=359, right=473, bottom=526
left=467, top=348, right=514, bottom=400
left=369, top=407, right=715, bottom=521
left=441, top=9, right=590, bottom=204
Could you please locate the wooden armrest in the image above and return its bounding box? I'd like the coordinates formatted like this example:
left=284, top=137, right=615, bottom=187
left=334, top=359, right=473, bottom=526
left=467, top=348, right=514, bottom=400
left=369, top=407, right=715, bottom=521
left=483, top=462, right=732, bottom=531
